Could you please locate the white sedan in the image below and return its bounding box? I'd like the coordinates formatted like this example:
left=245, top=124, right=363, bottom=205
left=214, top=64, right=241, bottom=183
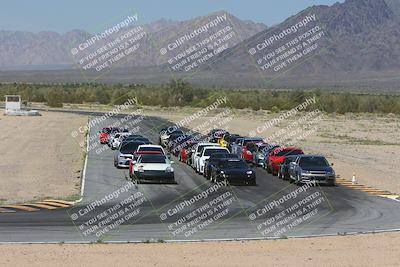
left=196, top=146, right=230, bottom=174
left=191, top=142, right=221, bottom=171
left=132, top=154, right=175, bottom=183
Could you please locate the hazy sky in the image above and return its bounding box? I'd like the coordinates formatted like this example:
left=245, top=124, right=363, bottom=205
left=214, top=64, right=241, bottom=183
left=0, top=0, right=344, bottom=33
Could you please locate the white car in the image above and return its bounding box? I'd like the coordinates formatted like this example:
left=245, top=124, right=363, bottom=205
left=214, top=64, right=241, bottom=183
left=159, top=127, right=184, bottom=147
left=196, top=146, right=230, bottom=174
left=132, top=154, right=175, bottom=183
left=137, top=144, right=166, bottom=155
left=191, top=142, right=220, bottom=171
left=111, top=132, right=133, bottom=150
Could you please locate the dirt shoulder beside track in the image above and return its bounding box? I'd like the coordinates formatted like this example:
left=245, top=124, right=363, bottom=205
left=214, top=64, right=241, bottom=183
left=0, top=111, right=87, bottom=204
left=1, top=232, right=399, bottom=266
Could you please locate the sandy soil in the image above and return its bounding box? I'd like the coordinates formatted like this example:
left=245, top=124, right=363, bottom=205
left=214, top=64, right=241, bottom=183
left=143, top=107, right=400, bottom=195
left=1, top=232, right=399, bottom=266
left=0, top=111, right=87, bottom=204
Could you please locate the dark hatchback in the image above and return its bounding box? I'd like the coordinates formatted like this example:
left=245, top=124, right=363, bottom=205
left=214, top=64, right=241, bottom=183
left=210, top=158, right=256, bottom=185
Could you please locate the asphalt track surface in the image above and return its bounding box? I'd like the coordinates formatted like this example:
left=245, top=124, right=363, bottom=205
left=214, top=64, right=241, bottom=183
left=1, top=111, right=399, bottom=243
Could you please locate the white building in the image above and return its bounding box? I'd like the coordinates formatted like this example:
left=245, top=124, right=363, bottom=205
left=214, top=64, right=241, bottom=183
left=4, top=95, right=39, bottom=116
left=4, top=95, right=22, bottom=114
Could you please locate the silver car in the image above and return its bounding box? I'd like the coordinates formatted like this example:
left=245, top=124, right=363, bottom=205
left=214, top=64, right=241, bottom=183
left=114, top=141, right=145, bottom=168
left=288, top=155, right=336, bottom=186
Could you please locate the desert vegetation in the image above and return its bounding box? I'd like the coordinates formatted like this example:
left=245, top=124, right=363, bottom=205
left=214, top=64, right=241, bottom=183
left=1, top=80, right=400, bottom=114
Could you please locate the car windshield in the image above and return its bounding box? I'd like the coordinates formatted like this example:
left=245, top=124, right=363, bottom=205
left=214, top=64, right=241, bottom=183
left=243, top=139, right=263, bottom=145
left=123, top=135, right=141, bottom=139
left=204, top=149, right=227, bottom=156
left=284, top=157, right=297, bottom=164
left=120, top=142, right=144, bottom=154
left=139, top=155, right=167, bottom=164
left=219, top=160, right=248, bottom=169
left=276, top=149, right=303, bottom=156
left=168, top=134, right=184, bottom=141
left=247, top=144, right=257, bottom=152
left=197, top=145, right=212, bottom=153
left=299, top=157, right=329, bottom=167
left=169, top=130, right=184, bottom=136
left=229, top=136, right=240, bottom=142
left=138, top=147, right=163, bottom=153
left=210, top=152, right=231, bottom=159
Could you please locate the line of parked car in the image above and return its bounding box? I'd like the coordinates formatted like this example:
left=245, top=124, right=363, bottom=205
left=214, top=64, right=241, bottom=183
left=99, top=125, right=336, bottom=186
left=159, top=127, right=336, bottom=186
left=99, top=127, right=175, bottom=184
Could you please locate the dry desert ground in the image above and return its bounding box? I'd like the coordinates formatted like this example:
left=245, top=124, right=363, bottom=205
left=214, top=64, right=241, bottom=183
left=1, top=232, right=400, bottom=267
left=0, top=111, right=87, bottom=204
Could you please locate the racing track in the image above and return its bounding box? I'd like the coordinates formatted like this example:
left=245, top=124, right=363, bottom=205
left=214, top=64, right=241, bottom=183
left=0, top=112, right=399, bottom=243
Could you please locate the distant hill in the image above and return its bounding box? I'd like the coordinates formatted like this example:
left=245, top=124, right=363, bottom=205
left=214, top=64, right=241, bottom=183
left=0, top=12, right=266, bottom=69
left=1, top=0, right=400, bottom=91
left=198, top=0, right=400, bottom=89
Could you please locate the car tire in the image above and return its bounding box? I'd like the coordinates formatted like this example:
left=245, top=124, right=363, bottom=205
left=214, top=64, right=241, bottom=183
left=210, top=174, right=215, bottom=183
left=296, top=174, right=301, bottom=185
left=266, top=164, right=272, bottom=174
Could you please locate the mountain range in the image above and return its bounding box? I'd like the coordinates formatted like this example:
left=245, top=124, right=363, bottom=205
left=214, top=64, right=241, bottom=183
left=0, top=0, right=399, bottom=90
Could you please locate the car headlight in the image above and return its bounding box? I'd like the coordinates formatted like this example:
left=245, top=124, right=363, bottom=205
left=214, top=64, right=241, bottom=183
left=301, top=170, right=311, bottom=175
left=246, top=170, right=253, bottom=175
left=327, top=170, right=335, bottom=175
left=165, top=166, right=173, bottom=172
left=138, top=166, right=144, bottom=173
left=220, top=170, right=224, bottom=174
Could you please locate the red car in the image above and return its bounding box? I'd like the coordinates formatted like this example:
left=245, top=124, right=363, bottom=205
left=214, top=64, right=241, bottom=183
left=99, top=127, right=112, bottom=144
left=129, top=151, right=163, bottom=178
left=179, top=141, right=197, bottom=164
left=242, top=141, right=264, bottom=162
left=267, top=147, right=304, bottom=175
